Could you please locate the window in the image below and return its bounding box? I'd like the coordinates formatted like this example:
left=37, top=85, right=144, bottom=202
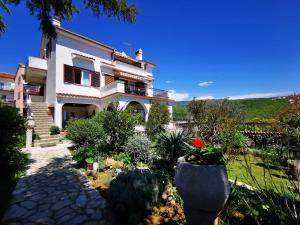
left=74, top=68, right=82, bottom=85
left=82, top=70, right=90, bottom=86
left=64, top=65, right=99, bottom=87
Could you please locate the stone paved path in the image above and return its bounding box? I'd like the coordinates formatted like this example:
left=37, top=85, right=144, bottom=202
left=2, top=144, right=116, bottom=225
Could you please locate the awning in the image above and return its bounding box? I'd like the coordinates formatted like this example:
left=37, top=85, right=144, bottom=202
left=114, top=70, right=152, bottom=82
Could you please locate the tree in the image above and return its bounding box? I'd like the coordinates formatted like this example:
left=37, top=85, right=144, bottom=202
left=103, top=102, right=141, bottom=152
left=0, top=0, right=138, bottom=38
left=146, top=101, right=170, bottom=139
left=187, top=99, right=242, bottom=144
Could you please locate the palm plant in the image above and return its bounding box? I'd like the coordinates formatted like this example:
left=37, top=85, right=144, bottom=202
left=157, top=130, right=192, bottom=165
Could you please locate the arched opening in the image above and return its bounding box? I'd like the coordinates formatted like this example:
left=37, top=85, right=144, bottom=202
left=62, top=103, right=99, bottom=128
left=126, top=101, right=146, bottom=122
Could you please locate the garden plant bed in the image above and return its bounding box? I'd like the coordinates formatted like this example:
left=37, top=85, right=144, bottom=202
left=90, top=168, right=187, bottom=225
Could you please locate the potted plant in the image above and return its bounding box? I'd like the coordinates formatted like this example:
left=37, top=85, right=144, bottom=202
left=86, top=157, right=93, bottom=170
left=174, top=139, right=230, bottom=225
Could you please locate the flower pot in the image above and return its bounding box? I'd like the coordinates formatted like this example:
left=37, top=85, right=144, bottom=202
left=174, top=157, right=230, bottom=225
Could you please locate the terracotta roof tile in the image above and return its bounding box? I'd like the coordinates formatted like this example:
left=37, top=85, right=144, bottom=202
left=0, top=72, right=15, bottom=79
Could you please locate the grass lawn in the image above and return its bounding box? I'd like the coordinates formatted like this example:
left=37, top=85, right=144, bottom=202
left=226, top=154, right=298, bottom=196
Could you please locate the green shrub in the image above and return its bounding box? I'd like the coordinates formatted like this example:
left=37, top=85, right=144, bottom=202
left=0, top=105, right=27, bottom=178
left=124, top=133, right=153, bottom=165
left=146, top=102, right=170, bottom=139
left=187, top=99, right=242, bottom=144
left=107, top=169, right=159, bottom=225
left=102, top=102, right=141, bottom=152
left=66, top=117, right=105, bottom=149
left=218, top=131, right=249, bottom=154
left=72, top=146, right=95, bottom=167
left=49, top=125, right=60, bottom=135
left=112, top=152, right=131, bottom=164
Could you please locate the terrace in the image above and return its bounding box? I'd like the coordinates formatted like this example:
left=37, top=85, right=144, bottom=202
left=100, top=80, right=170, bottom=99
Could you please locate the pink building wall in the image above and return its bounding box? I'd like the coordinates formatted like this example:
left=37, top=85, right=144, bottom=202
left=14, top=64, right=26, bottom=114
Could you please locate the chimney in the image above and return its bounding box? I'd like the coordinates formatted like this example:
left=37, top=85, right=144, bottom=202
left=135, top=48, right=143, bottom=61
left=52, top=16, right=61, bottom=27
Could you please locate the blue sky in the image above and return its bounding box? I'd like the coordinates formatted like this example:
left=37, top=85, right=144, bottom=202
left=1, top=0, right=300, bottom=100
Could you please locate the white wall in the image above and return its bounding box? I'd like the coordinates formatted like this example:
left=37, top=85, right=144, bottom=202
left=46, top=39, right=56, bottom=106
left=54, top=34, right=114, bottom=98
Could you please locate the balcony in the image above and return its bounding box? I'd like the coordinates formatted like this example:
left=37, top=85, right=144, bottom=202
left=0, top=82, right=15, bottom=91
left=100, top=80, right=170, bottom=100
left=24, top=84, right=41, bottom=95
left=26, top=56, right=47, bottom=83
left=1, top=95, right=15, bottom=106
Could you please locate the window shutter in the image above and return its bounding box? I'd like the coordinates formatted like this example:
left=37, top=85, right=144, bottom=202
left=91, top=72, right=100, bottom=87
left=64, top=65, right=74, bottom=83
left=105, top=74, right=115, bottom=85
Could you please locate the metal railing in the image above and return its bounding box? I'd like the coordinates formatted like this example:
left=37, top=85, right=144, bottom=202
left=125, top=84, right=147, bottom=96
left=152, top=88, right=169, bottom=98
left=24, top=84, right=41, bottom=95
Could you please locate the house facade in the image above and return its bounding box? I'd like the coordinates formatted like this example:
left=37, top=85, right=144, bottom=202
left=17, top=17, right=173, bottom=129
left=0, top=72, right=15, bottom=106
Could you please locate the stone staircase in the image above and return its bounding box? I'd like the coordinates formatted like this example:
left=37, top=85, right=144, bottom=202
left=31, top=102, right=61, bottom=147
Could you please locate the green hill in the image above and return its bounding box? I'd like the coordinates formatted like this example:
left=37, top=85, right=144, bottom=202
left=172, top=97, right=289, bottom=121
left=233, top=98, right=288, bottom=121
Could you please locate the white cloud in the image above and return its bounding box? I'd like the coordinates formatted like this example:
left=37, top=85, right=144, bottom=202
left=199, top=81, right=214, bottom=87
left=226, top=91, right=291, bottom=100
left=169, top=90, right=190, bottom=101
left=165, top=80, right=174, bottom=84
left=195, top=95, right=215, bottom=100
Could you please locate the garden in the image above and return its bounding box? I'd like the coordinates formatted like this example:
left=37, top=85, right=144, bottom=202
left=65, top=96, right=300, bottom=225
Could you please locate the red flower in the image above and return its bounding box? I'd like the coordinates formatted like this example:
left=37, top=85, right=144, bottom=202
left=191, top=139, right=205, bottom=148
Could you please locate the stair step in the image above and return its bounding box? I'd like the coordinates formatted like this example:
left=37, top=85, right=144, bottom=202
left=34, top=122, right=54, bottom=125
left=35, top=131, right=50, bottom=136
left=34, top=141, right=59, bottom=147
left=34, top=137, right=61, bottom=144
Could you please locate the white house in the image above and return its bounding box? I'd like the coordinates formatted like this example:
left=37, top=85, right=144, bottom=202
left=16, top=17, right=173, bottom=130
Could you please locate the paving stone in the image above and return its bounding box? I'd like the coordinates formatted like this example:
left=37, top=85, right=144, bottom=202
left=76, top=194, right=87, bottom=207
left=66, top=214, right=87, bottom=225
left=1, top=144, right=115, bottom=225
left=51, top=199, right=72, bottom=211
left=3, top=205, right=27, bottom=221
left=20, top=201, right=36, bottom=210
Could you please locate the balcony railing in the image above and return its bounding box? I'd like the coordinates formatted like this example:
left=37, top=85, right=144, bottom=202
left=152, top=88, right=169, bottom=99
left=101, top=81, right=170, bottom=99
left=125, top=84, right=147, bottom=96
left=24, top=84, right=41, bottom=95
left=0, top=82, right=15, bottom=91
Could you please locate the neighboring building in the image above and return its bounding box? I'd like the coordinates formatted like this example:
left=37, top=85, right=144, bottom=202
left=0, top=72, right=15, bottom=106
left=17, top=17, right=173, bottom=132
left=14, top=64, right=26, bottom=113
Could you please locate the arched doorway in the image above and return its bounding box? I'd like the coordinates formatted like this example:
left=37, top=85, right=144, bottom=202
left=126, top=101, right=146, bottom=122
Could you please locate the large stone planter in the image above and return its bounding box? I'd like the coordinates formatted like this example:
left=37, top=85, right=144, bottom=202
left=174, top=157, right=230, bottom=225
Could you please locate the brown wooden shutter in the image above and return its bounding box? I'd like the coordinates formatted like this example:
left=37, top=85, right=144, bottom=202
left=91, top=72, right=100, bottom=87
left=104, top=74, right=115, bottom=85
left=64, top=64, right=74, bottom=83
